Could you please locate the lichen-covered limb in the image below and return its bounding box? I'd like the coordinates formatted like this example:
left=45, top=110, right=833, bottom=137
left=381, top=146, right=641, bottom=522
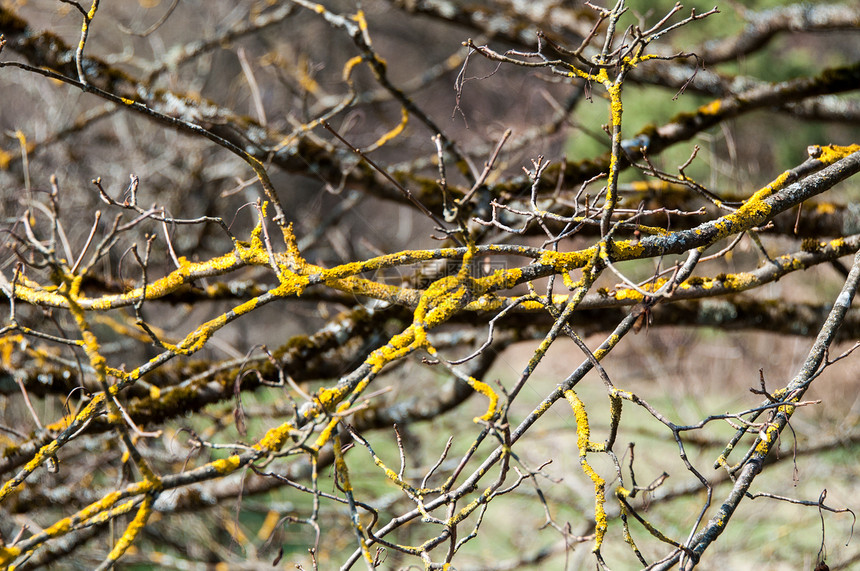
left=461, top=376, right=498, bottom=423
left=615, top=487, right=682, bottom=549
left=0, top=391, right=108, bottom=501
left=2, top=233, right=511, bottom=316
left=672, top=248, right=860, bottom=569
left=509, top=246, right=702, bottom=466
left=3, top=446, right=287, bottom=564
left=98, top=494, right=154, bottom=571
left=2, top=414, right=302, bottom=565
left=310, top=243, right=498, bottom=447
left=643, top=68, right=860, bottom=158
left=564, top=389, right=608, bottom=551
left=0, top=477, right=157, bottom=566
left=332, top=431, right=376, bottom=570
left=0, top=259, right=125, bottom=502
left=475, top=231, right=860, bottom=316
left=531, top=148, right=860, bottom=280
left=1, top=385, right=298, bottom=568
left=11, top=146, right=856, bottom=320
left=5, top=249, right=248, bottom=310
left=0, top=306, right=411, bottom=479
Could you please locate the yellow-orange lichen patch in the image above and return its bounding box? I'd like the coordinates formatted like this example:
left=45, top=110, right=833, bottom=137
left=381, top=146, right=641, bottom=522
left=370, top=107, right=408, bottom=150
left=713, top=198, right=773, bottom=239
left=255, top=421, right=295, bottom=453
left=0, top=149, right=14, bottom=170
left=538, top=248, right=595, bottom=272
left=315, top=384, right=352, bottom=410
left=105, top=495, right=153, bottom=562
left=0, top=544, right=22, bottom=565
left=365, top=329, right=417, bottom=372
left=815, top=144, right=860, bottom=165
left=607, top=239, right=647, bottom=262
left=608, top=85, right=623, bottom=126
left=475, top=266, right=524, bottom=291
left=698, top=100, right=721, bottom=115
left=565, top=389, right=608, bottom=551
left=272, top=269, right=310, bottom=297
left=210, top=455, right=242, bottom=474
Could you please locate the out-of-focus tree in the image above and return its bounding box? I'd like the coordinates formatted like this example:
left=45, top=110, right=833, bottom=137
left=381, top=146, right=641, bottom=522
left=0, top=1, right=858, bottom=569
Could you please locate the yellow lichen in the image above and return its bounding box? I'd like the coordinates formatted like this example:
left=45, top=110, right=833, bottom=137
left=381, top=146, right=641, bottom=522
left=608, top=83, right=623, bottom=127
left=343, top=55, right=364, bottom=81
left=713, top=195, right=773, bottom=240
left=815, top=144, right=860, bottom=164
left=538, top=248, right=594, bottom=272
left=612, top=288, right=644, bottom=302
left=255, top=422, right=295, bottom=452
left=210, top=455, right=242, bottom=474
left=353, top=9, right=368, bottom=32
left=256, top=510, right=281, bottom=541
left=463, top=376, right=499, bottom=422
left=475, top=266, right=523, bottom=291
left=272, top=269, right=310, bottom=297
left=332, top=433, right=353, bottom=492
left=0, top=545, right=22, bottom=565
left=314, top=385, right=350, bottom=410
left=564, top=389, right=608, bottom=551
left=828, top=237, right=846, bottom=250
left=698, top=100, right=721, bottom=115
left=105, top=495, right=153, bottom=563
